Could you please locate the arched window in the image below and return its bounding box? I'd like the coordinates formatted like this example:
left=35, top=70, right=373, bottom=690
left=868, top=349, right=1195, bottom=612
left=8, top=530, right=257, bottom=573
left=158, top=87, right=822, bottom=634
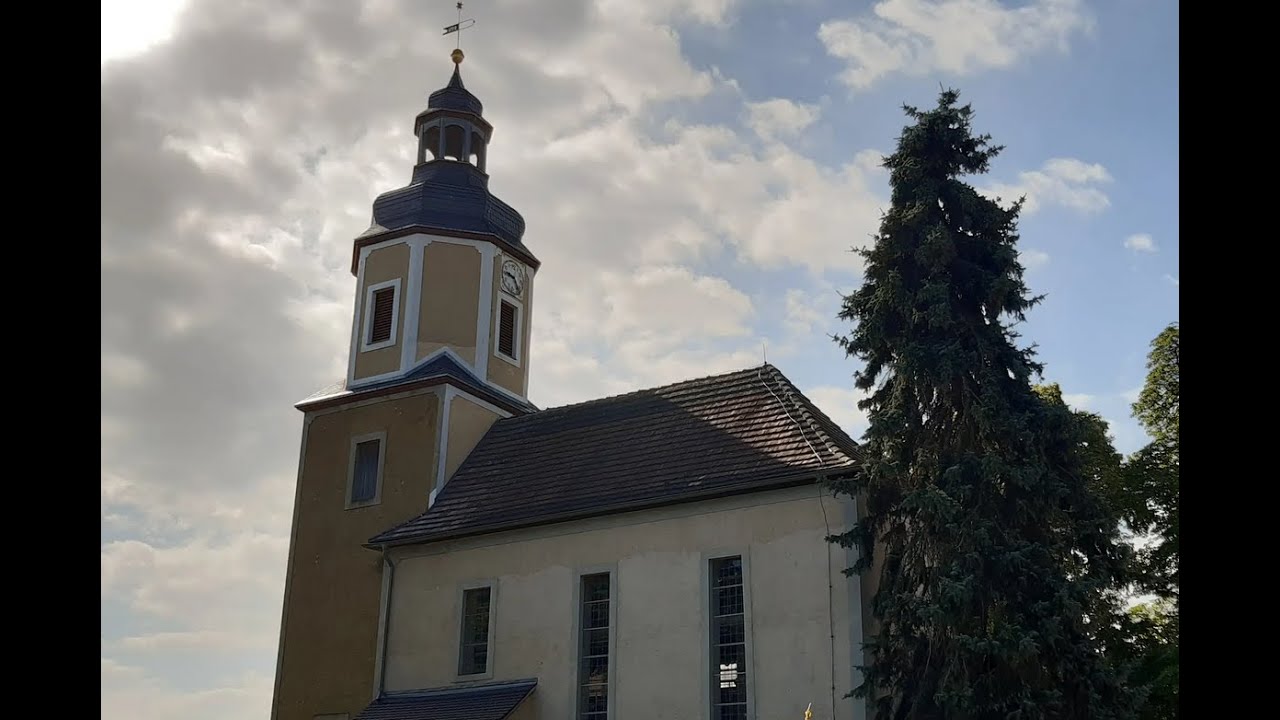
left=470, top=131, right=486, bottom=171
left=424, top=125, right=441, bottom=161
left=443, top=124, right=466, bottom=161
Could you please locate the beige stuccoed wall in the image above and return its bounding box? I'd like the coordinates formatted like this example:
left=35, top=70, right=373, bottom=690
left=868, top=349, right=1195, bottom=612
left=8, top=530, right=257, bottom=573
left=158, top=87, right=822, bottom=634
left=273, top=388, right=442, bottom=720
left=418, top=241, right=482, bottom=365
left=443, top=393, right=503, bottom=482
left=486, top=254, right=529, bottom=397
left=383, top=485, right=866, bottom=720
left=353, top=242, right=411, bottom=381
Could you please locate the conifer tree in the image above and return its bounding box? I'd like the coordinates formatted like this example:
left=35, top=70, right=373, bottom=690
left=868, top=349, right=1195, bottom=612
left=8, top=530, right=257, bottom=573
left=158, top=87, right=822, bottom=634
left=829, top=90, right=1135, bottom=720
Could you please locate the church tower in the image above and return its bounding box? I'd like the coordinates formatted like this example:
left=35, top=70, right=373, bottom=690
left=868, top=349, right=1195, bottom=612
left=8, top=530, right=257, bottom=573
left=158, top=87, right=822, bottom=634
left=271, top=49, right=539, bottom=720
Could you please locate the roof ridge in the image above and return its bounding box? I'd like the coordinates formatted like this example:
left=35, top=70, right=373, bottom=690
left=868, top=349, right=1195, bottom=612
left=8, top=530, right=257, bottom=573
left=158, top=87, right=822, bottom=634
left=519, top=363, right=771, bottom=420
left=759, top=364, right=856, bottom=465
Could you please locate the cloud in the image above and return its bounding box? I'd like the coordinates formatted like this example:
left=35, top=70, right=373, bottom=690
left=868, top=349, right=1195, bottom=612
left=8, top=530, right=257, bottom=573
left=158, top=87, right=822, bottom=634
left=746, top=98, right=821, bottom=139
left=784, top=288, right=828, bottom=338
left=1061, top=392, right=1096, bottom=411
left=101, top=0, right=190, bottom=64
left=1125, top=233, right=1157, bottom=253
left=1019, top=248, right=1050, bottom=270
left=818, top=0, right=1093, bottom=90
left=103, top=659, right=274, bottom=720
left=1163, top=274, right=1179, bottom=287
left=804, top=385, right=871, bottom=441
left=981, top=157, right=1112, bottom=215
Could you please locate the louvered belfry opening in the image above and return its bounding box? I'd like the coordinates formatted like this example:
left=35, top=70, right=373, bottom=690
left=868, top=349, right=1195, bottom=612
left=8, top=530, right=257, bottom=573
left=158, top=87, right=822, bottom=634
left=369, top=288, right=395, bottom=344
left=498, top=300, right=517, bottom=358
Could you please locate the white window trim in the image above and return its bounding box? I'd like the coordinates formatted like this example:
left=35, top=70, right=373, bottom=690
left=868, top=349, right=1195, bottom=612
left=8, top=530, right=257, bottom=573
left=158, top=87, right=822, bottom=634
left=455, top=579, right=498, bottom=682
left=345, top=431, right=387, bottom=510
left=570, top=564, right=619, bottom=720
left=361, top=278, right=402, bottom=353
left=702, top=549, right=756, bottom=720
left=494, top=293, right=524, bottom=367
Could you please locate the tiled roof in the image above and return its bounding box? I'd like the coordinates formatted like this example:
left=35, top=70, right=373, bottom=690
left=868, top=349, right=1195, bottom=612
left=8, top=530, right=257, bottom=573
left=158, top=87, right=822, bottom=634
left=354, top=678, right=536, bottom=720
left=427, top=65, right=484, bottom=115
left=365, top=161, right=527, bottom=251
left=370, top=364, right=860, bottom=546
left=296, top=352, right=538, bottom=415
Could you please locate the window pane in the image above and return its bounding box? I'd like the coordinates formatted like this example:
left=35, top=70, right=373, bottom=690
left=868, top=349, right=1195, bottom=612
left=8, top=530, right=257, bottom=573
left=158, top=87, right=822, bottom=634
left=580, top=683, right=608, bottom=716
left=715, top=585, right=744, bottom=616
left=584, top=627, right=609, bottom=657
left=715, top=615, right=745, bottom=645
left=716, top=671, right=748, bottom=704
left=458, top=587, right=491, bottom=675
left=581, top=655, right=608, bottom=685
left=716, top=705, right=748, bottom=720
left=713, top=556, right=742, bottom=587
left=583, top=599, right=609, bottom=629
left=710, top=556, right=748, bottom=718
left=718, top=643, right=746, bottom=669
left=578, top=573, right=611, bottom=719
left=350, top=440, right=380, bottom=504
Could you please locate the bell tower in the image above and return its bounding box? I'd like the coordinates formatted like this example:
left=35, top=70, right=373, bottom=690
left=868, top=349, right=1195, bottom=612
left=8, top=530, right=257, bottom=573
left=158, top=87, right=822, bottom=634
left=345, top=47, right=538, bottom=402
left=272, top=48, right=539, bottom=720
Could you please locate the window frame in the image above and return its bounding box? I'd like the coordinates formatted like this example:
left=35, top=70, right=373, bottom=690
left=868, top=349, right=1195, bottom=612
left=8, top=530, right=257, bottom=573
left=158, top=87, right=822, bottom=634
left=704, top=551, right=756, bottom=720
left=361, top=278, right=402, bottom=352
left=494, top=293, right=524, bottom=366
left=344, top=431, right=386, bottom=510
left=454, top=579, right=498, bottom=682
left=572, top=567, right=617, bottom=720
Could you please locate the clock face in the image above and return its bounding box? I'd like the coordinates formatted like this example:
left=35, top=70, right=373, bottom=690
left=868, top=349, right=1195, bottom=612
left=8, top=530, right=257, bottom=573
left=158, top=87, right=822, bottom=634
left=500, top=259, right=524, bottom=296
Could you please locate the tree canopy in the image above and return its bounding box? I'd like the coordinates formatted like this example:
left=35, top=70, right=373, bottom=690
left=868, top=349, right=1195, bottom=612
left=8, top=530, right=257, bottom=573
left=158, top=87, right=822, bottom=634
left=829, top=89, right=1134, bottom=720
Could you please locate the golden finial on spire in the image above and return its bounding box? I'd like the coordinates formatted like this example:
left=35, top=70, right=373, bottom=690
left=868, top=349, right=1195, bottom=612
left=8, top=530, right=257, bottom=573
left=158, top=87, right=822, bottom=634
left=443, top=2, right=475, bottom=64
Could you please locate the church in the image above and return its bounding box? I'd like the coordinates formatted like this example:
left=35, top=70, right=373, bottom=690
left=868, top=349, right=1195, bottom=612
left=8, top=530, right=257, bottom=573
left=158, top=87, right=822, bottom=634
left=270, top=47, right=871, bottom=720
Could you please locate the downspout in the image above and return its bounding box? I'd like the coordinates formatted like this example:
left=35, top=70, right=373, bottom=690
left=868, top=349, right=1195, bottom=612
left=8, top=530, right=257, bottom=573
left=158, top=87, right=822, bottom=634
left=373, top=547, right=398, bottom=698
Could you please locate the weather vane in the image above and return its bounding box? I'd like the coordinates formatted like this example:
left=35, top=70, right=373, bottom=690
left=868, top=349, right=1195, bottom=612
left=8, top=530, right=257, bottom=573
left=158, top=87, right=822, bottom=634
left=443, top=1, right=476, bottom=62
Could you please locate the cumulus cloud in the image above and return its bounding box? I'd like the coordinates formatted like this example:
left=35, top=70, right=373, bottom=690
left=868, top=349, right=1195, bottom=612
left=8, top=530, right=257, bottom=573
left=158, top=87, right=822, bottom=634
left=981, top=157, right=1112, bottom=215
left=804, top=385, right=871, bottom=441
left=746, top=98, right=821, bottom=139
left=1125, top=233, right=1157, bottom=253
left=818, top=0, right=1093, bottom=90
left=1019, top=249, right=1050, bottom=270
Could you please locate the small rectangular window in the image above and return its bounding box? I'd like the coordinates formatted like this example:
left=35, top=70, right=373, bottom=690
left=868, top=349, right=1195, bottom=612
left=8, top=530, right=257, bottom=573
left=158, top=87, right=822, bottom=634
left=349, top=438, right=381, bottom=506
left=458, top=586, right=492, bottom=676
left=368, top=287, right=396, bottom=345
left=577, top=573, right=611, bottom=720
left=497, top=300, right=518, bottom=360
left=710, top=556, right=748, bottom=720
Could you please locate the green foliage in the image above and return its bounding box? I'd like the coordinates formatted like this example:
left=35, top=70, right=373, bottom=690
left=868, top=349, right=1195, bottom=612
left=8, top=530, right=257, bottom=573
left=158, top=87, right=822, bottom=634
left=1099, top=600, right=1179, bottom=720
left=1034, top=383, right=1179, bottom=719
left=829, top=89, right=1135, bottom=720
left=1033, top=384, right=1126, bottom=516
left=1127, top=324, right=1179, bottom=599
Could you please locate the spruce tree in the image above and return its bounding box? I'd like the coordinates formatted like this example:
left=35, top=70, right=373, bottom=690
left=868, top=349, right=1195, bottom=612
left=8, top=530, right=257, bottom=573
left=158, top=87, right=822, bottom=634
left=829, top=90, right=1134, bottom=720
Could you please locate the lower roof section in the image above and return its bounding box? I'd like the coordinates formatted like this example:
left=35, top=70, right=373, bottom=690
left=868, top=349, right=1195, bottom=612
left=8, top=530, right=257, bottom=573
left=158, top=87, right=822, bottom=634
left=296, top=351, right=537, bottom=416
left=354, top=678, right=537, bottom=720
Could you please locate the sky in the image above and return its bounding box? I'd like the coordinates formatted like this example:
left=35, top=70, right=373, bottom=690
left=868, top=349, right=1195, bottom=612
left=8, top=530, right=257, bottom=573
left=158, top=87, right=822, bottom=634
left=100, top=0, right=1178, bottom=717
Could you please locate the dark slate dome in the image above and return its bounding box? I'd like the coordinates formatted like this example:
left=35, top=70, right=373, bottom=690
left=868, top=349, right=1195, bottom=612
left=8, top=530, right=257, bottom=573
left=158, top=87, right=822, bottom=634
left=358, top=58, right=527, bottom=250
left=428, top=65, right=483, bottom=115
left=365, top=161, right=526, bottom=247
